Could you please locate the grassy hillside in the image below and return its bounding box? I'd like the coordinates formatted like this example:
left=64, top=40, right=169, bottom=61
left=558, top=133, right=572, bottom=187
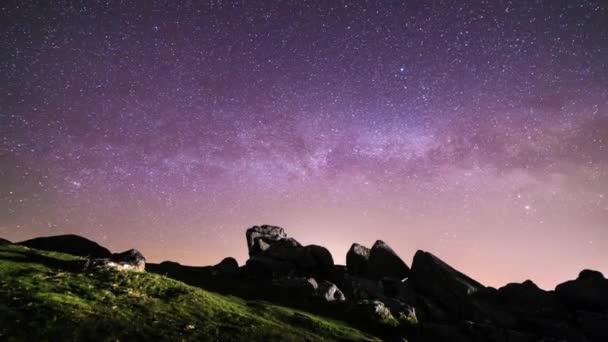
left=0, top=244, right=380, bottom=342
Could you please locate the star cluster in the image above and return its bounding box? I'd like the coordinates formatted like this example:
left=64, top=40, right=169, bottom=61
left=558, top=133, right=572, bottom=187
left=1, top=1, right=607, bottom=288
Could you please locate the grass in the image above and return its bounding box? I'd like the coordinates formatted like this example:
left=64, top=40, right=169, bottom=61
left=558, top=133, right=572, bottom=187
left=0, top=244, right=381, bottom=342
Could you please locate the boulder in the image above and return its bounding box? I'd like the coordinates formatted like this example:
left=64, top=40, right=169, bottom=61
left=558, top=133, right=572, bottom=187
left=410, top=250, right=483, bottom=317
left=213, top=257, right=239, bottom=276
left=353, top=300, right=392, bottom=322
left=303, top=245, right=334, bottom=274
left=346, top=243, right=370, bottom=276
left=108, top=249, right=146, bottom=272
left=316, top=280, right=346, bottom=302
left=368, top=240, right=410, bottom=280
left=245, top=225, right=287, bottom=256
left=18, top=234, right=111, bottom=258
left=244, top=226, right=335, bottom=277
left=555, top=269, right=608, bottom=312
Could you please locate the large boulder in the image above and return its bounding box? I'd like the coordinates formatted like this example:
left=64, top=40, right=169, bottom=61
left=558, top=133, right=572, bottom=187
left=410, top=250, right=483, bottom=317
left=18, top=234, right=111, bottom=258
left=346, top=243, right=370, bottom=276
left=368, top=240, right=410, bottom=280
left=245, top=225, right=287, bottom=256
left=555, top=269, right=608, bottom=312
left=108, top=249, right=146, bottom=272
left=302, top=245, right=334, bottom=274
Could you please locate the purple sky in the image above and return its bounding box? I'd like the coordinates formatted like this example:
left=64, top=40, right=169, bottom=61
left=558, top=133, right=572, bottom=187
left=1, top=1, right=607, bottom=289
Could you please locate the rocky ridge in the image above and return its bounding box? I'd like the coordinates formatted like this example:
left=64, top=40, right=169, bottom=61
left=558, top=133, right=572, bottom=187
left=8, top=226, right=608, bottom=342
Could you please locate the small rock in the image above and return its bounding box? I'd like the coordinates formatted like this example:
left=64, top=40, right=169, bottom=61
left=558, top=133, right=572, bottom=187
left=316, top=280, right=346, bottom=302
left=353, top=300, right=392, bottom=322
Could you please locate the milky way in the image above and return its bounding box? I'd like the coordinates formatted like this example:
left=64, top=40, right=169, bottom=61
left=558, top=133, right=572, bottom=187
left=1, top=1, right=607, bottom=288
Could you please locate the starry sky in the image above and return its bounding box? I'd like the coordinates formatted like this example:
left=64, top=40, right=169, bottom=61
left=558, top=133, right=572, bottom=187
left=1, top=0, right=607, bottom=289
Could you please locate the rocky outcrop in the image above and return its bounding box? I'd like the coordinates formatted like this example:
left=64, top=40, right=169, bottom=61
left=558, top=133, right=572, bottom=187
left=244, top=225, right=335, bottom=278
left=346, top=240, right=409, bottom=280
left=85, top=249, right=146, bottom=272
left=246, top=225, right=287, bottom=256
left=109, top=249, right=146, bottom=272
left=22, top=225, right=603, bottom=342
left=555, top=269, right=608, bottom=311
left=18, top=234, right=111, bottom=258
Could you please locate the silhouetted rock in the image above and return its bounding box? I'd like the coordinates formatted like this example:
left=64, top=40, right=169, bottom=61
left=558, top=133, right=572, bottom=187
left=18, top=234, right=111, bottom=258
left=577, top=310, right=608, bottom=341
left=213, top=257, right=239, bottom=276
left=346, top=243, right=370, bottom=276
left=108, top=249, right=146, bottom=272
left=246, top=225, right=287, bottom=256
left=303, top=245, right=334, bottom=274
left=410, top=250, right=483, bottom=317
left=498, top=280, right=564, bottom=314
left=368, top=240, right=410, bottom=280
left=555, top=269, right=608, bottom=312
left=244, top=226, right=337, bottom=279
left=0, top=238, right=11, bottom=245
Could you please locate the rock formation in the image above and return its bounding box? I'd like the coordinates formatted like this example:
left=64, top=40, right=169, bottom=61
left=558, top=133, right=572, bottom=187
left=11, top=226, right=607, bottom=342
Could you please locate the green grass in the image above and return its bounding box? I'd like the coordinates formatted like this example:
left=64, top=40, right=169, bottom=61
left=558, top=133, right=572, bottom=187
left=0, top=244, right=380, bottom=342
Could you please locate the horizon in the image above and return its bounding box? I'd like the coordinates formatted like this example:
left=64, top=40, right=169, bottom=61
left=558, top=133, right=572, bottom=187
left=4, top=224, right=604, bottom=291
left=2, top=1, right=607, bottom=292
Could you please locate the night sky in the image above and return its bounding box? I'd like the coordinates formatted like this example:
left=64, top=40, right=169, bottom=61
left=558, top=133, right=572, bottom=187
left=1, top=1, right=607, bottom=289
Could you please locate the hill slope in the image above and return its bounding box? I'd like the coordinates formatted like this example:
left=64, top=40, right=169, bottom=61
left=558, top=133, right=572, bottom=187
left=0, top=244, right=380, bottom=342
